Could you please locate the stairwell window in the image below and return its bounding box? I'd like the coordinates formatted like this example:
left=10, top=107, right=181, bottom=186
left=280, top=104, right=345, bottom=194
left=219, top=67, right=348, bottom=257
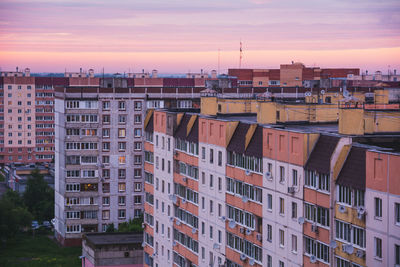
left=375, top=197, right=382, bottom=218
left=292, top=169, right=298, bottom=186
left=279, top=166, right=285, bottom=183
left=374, top=237, right=382, bottom=259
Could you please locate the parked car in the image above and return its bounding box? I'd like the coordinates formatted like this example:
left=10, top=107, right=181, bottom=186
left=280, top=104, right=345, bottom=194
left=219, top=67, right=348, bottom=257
left=31, top=220, right=39, bottom=229
left=42, top=221, right=51, bottom=229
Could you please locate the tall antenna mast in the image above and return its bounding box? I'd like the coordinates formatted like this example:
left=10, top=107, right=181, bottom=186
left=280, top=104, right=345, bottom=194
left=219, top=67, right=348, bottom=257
left=218, top=48, right=221, bottom=75
left=239, top=40, right=243, bottom=69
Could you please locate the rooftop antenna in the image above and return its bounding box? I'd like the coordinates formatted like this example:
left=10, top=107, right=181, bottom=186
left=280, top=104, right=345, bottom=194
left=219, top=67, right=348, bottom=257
left=239, top=40, right=243, bottom=69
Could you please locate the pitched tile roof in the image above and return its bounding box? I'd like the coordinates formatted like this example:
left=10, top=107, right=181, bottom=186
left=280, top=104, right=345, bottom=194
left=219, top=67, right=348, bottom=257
left=336, top=146, right=366, bottom=190
left=305, top=135, right=340, bottom=174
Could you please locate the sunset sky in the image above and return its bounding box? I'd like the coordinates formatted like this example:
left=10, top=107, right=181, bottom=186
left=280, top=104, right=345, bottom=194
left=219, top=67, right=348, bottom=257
left=0, top=0, right=399, bottom=74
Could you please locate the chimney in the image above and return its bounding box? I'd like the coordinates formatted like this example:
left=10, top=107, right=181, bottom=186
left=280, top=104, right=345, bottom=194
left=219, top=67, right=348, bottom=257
left=88, top=69, right=94, bottom=78
left=152, top=70, right=158, bottom=78
left=24, top=68, right=30, bottom=77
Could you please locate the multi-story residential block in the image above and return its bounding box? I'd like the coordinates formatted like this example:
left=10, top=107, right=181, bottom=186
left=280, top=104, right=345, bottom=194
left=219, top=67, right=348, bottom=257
left=143, top=90, right=400, bottom=267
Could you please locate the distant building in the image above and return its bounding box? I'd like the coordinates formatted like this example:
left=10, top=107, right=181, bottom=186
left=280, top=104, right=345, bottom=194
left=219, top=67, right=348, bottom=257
left=4, top=164, right=54, bottom=194
left=81, top=232, right=143, bottom=267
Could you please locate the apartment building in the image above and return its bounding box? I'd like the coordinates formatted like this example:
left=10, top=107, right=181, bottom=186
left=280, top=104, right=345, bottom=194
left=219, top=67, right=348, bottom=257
left=229, top=63, right=359, bottom=88
left=143, top=90, right=400, bottom=267
left=365, top=150, right=400, bottom=267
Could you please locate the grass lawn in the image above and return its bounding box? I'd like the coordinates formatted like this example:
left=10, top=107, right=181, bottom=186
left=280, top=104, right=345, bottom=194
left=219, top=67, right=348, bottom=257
left=0, top=232, right=81, bottom=267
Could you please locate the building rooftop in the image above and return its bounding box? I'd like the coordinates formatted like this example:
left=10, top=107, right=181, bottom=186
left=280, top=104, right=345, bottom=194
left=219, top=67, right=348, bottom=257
left=83, top=232, right=143, bottom=246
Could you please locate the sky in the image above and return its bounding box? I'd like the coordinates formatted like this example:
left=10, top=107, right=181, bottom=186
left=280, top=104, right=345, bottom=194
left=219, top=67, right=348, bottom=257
left=0, top=0, right=399, bottom=74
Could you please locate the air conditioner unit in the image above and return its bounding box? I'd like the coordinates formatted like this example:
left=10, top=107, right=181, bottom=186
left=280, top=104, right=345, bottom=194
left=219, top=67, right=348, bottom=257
left=311, top=223, right=318, bottom=233
left=288, top=187, right=295, bottom=194
left=240, top=253, right=247, bottom=261
left=256, top=233, right=262, bottom=241
left=356, top=249, right=365, bottom=258
left=265, top=171, right=272, bottom=180
left=239, top=227, right=245, bottom=234
left=310, top=255, right=317, bottom=263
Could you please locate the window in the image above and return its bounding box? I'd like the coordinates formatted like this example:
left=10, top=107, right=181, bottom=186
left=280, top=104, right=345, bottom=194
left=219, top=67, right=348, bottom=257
left=209, top=200, right=213, bottom=214
left=118, top=183, right=126, bottom=192
left=118, top=128, right=126, bottom=138
left=210, top=226, right=213, bottom=239
left=305, top=203, right=330, bottom=227
left=304, top=237, right=330, bottom=263
left=210, top=148, right=214, bottom=164
left=134, top=128, right=142, bottom=137
left=267, top=194, right=272, bottom=210
left=134, top=101, right=142, bottom=110
left=267, top=224, right=272, bottom=242
left=134, top=183, right=142, bottom=192
left=218, top=177, right=222, bottom=191
left=118, top=115, right=127, bottom=124
left=279, top=166, right=285, bottom=182
left=292, top=169, right=298, bottom=186
left=134, top=142, right=142, bottom=150
left=118, top=101, right=125, bottom=110
left=292, top=235, right=297, bottom=253
left=218, top=151, right=222, bottom=166
left=226, top=177, right=263, bottom=203
left=292, top=202, right=297, bottom=219
left=279, top=198, right=284, bottom=215
left=119, top=156, right=126, bottom=164
left=118, top=169, right=126, bottom=179
left=118, top=196, right=126, bottom=206
left=305, top=170, right=330, bottom=192
left=210, top=174, right=213, bottom=188
left=375, top=237, right=382, bottom=258
left=279, top=229, right=284, bottom=247
left=396, top=203, right=400, bottom=225
left=338, top=185, right=351, bottom=205
left=279, top=261, right=284, bottom=267
left=103, top=115, right=110, bottom=123
left=134, top=155, right=141, bottom=164
left=118, top=142, right=126, bottom=151
left=118, top=209, right=126, bottom=219
left=375, top=197, right=382, bottom=218
left=201, top=147, right=205, bottom=160
left=102, top=142, right=110, bottom=151
left=134, top=115, right=141, bottom=124
left=396, top=244, right=400, bottom=265
left=102, top=101, right=110, bottom=110
left=102, top=197, right=110, bottom=206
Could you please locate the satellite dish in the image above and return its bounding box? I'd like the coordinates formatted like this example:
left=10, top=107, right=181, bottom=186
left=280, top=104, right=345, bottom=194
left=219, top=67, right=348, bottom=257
left=141, top=242, right=146, bottom=248
left=182, top=198, right=186, bottom=204
left=249, top=259, right=255, bottom=266
left=192, top=228, right=197, bottom=234
left=169, top=217, right=174, bottom=222
left=265, top=172, right=272, bottom=179
left=221, top=216, right=226, bottom=221
left=346, top=245, right=354, bottom=254
left=343, top=91, right=350, bottom=98
left=330, top=241, right=337, bottom=249
left=229, top=220, right=236, bottom=229
left=245, top=169, right=250, bottom=176
left=320, top=89, right=326, bottom=95
left=172, top=195, right=177, bottom=204
left=310, top=255, right=317, bottom=263
left=357, top=206, right=366, bottom=215
left=173, top=241, right=177, bottom=246
left=213, top=243, right=220, bottom=249
left=339, top=205, right=346, bottom=213
left=169, top=194, right=174, bottom=201
left=246, top=228, right=252, bottom=235
left=240, top=253, right=247, bottom=261
left=298, top=217, right=305, bottom=225
left=176, top=220, right=181, bottom=226
left=242, top=196, right=249, bottom=203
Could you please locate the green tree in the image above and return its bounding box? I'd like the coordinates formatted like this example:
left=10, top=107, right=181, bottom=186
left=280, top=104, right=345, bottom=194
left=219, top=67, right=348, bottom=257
left=117, top=217, right=143, bottom=233
left=23, top=169, right=54, bottom=222
left=0, top=190, right=32, bottom=242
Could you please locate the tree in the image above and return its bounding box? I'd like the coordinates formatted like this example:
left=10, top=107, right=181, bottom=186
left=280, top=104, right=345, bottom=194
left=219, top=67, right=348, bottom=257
left=117, top=216, right=143, bottom=233
left=23, top=169, right=54, bottom=222
left=0, top=190, right=32, bottom=242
